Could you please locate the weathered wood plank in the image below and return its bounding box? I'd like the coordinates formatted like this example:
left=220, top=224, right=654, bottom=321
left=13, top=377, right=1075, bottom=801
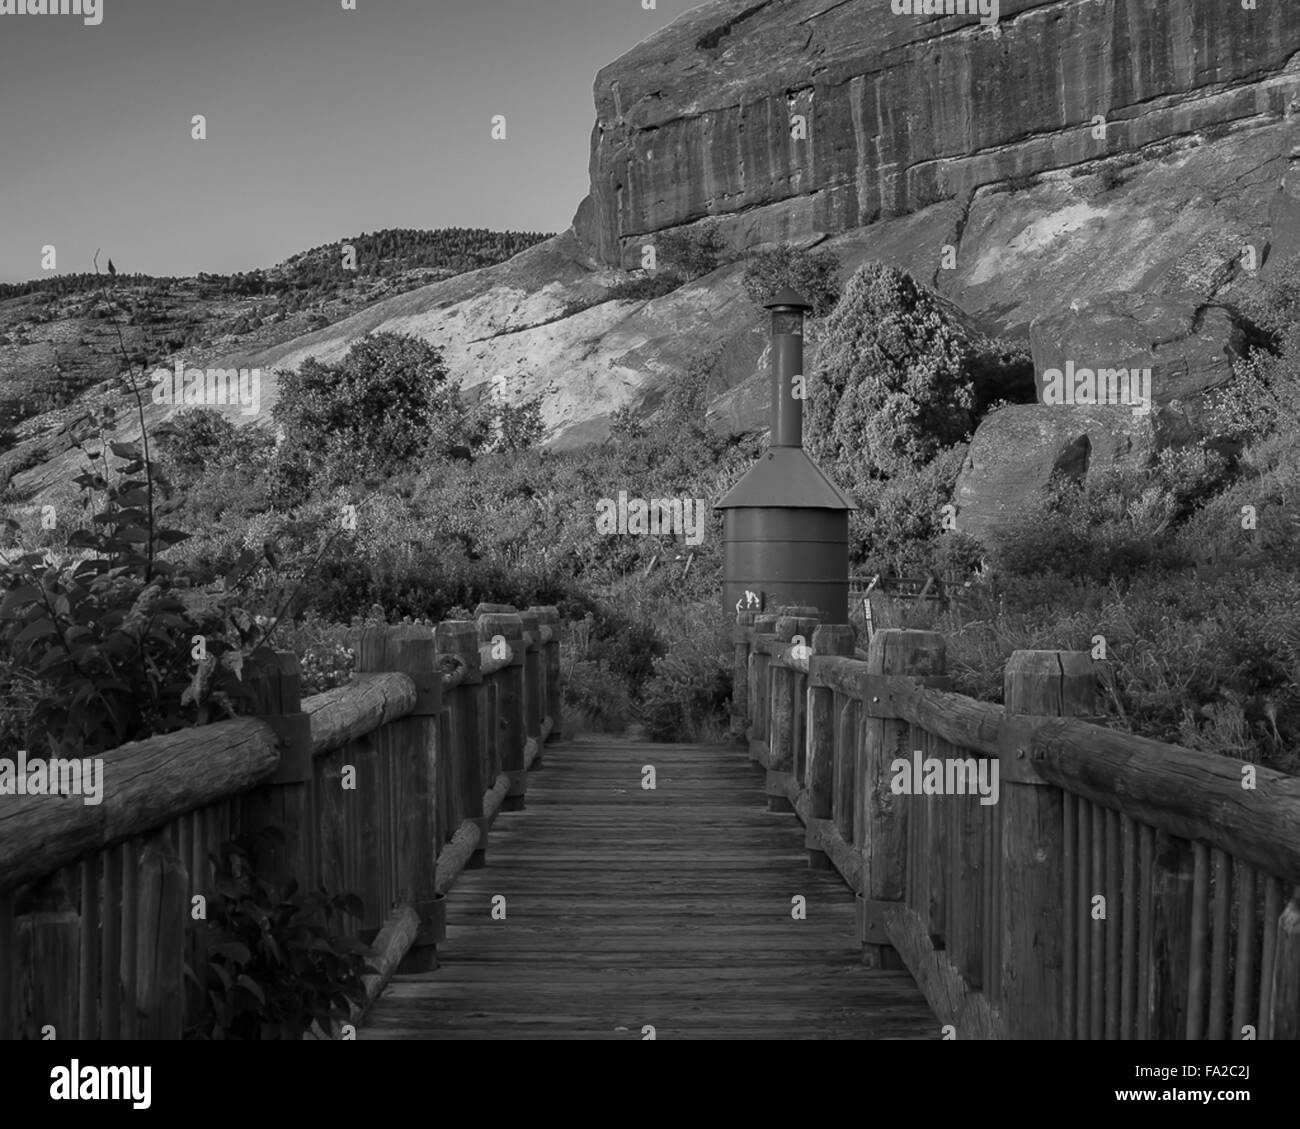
left=360, top=739, right=936, bottom=1040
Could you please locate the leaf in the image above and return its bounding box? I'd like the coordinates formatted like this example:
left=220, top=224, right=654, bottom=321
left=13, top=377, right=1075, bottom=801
left=0, top=586, right=42, bottom=620
left=218, top=650, right=245, bottom=681
left=210, top=942, right=251, bottom=964
left=14, top=618, right=58, bottom=645
left=235, top=975, right=266, bottom=1005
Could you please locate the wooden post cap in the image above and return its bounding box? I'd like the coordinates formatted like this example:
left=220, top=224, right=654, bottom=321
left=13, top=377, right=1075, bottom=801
left=477, top=611, right=524, bottom=667
left=866, top=628, right=946, bottom=676
left=477, top=611, right=523, bottom=642
left=357, top=624, right=441, bottom=715
left=775, top=613, right=820, bottom=642
left=1004, top=651, right=1098, bottom=715
left=436, top=620, right=482, bottom=683
left=517, top=610, right=541, bottom=651
left=753, top=613, right=780, bottom=635
left=811, top=624, right=855, bottom=655
left=473, top=602, right=517, bottom=616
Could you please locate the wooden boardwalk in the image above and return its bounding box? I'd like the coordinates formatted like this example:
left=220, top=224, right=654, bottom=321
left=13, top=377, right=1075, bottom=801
left=360, top=738, right=938, bottom=1040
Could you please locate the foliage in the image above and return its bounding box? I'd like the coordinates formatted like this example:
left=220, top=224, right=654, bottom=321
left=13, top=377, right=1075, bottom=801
left=185, top=832, right=374, bottom=1040
left=607, top=271, right=685, bottom=303
left=0, top=228, right=552, bottom=303
left=271, top=332, right=487, bottom=495
left=741, top=243, right=842, bottom=317
left=806, top=262, right=975, bottom=490
left=563, top=658, right=633, bottom=734
left=850, top=444, right=969, bottom=572
left=655, top=223, right=726, bottom=279
left=0, top=432, right=277, bottom=755
left=640, top=650, right=731, bottom=743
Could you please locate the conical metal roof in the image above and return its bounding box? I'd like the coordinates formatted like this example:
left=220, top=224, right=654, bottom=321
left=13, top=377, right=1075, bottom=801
left=762, top=287, right=812, bottom=311
left=715, top=446, right=856, bottom=510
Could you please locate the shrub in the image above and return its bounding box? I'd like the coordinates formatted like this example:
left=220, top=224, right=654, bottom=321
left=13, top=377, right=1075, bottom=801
left=639, top=651, right=732, bottom=743
left=606, top=271, right=684, bottom=303
left=185, top=832, right=374, bottom=1040
left=271, top=332, right=487, bottom=491
left=563, top=658, right=632, bottom=734
left=655, top=223, right=726, bottom=279
left=0, top=438, right=276, bottom=755
left=806, top=262, right=975, bottom=488
left=742, top=244, right=842, bottom=317
left=850, top=444, right=969, bottom=572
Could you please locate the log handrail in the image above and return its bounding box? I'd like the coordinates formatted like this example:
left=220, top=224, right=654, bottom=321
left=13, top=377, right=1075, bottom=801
left=738, top=610, right=1300, bottom=1040
left=0, top=603, right=564, bottom=1040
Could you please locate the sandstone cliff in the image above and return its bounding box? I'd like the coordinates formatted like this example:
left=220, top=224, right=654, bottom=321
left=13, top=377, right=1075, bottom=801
left=577, top=0, right=1300, bottom=271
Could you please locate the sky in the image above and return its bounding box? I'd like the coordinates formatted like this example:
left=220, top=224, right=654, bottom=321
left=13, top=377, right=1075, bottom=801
left=0, top=0, right=702, bottom=284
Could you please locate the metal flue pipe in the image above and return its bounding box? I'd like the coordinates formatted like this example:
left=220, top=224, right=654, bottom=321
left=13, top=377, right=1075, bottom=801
left=763, top=287, right=813, bottom=448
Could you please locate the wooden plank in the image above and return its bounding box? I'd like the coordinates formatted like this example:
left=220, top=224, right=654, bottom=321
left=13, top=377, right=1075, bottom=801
left=359, top=739, right=936, bottom=1040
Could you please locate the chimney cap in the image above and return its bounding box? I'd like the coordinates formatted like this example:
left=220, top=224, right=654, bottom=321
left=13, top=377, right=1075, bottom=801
left=762, top=287, right=812, bottom=312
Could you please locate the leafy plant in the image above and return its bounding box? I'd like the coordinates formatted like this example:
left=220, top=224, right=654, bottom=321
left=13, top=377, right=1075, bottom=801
left=639, top=650, right=731, bottom=743
left=806, top=261, right=976, bottom=488
left=742, top=243, right=842, bottom=317
left=185, top=832, right=375, bottom=1040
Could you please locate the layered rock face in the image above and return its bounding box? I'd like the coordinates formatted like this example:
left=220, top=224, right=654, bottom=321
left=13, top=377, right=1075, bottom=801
left=577, top=0, right=1300, bottom=268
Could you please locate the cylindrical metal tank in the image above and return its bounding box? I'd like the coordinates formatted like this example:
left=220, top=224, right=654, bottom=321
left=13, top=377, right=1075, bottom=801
left=715, top=287, right=856, bottom=625
left=722, top=507, right=849, bottom=624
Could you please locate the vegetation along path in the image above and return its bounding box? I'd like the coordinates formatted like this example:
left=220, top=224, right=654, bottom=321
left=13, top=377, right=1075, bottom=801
left=360, top=738, right=938, bottom=1040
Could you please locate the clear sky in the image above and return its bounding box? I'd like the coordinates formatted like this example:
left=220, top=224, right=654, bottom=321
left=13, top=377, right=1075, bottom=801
left=0, top=0, right=701, bottom=284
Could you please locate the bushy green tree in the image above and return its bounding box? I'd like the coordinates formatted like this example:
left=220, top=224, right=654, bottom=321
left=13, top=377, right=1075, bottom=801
left=806, top=262, right=975, bottom=489
left=272, top=333, right=483, bottom=489
left=742, top=243, right=842, bottom=317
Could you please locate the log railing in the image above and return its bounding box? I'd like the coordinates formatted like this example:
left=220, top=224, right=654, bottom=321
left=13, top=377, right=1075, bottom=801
left=0, top=603, right=562, bottom=1039
left=737, top=607, right=1300, bottom=1040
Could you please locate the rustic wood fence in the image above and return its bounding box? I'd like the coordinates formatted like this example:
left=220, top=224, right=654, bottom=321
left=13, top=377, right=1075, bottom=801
left=735, top=606, right=1300, bottom=1039
left=0, top=603, right=561, bottom=1039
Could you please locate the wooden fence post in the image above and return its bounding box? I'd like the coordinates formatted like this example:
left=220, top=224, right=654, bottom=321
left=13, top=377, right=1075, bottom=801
left=1272, top=886, right=1300, bottom=1040
left=732, top=610, right=757, bottom=747
left=134, top=834, right=187, bottom=1039
left=528, top=606, right=562, bottom=743
left=860, top=629, right=946, bottom=970
left=16, top=874, right=79, bottom=1040
left=477, top=607, right=527, bottom=811
left=241, top=650, right=314, bottom=889
left=518, top=610, right=543, bottom=767
left=749, top=613, right=779, bottom=767
left=806, top=625, right=854, bottom=870
left=1000, top=650, right=1095, bottom=1039
left=438, top=620, right=488, bottom=868
left=768, top=609, right=819, bottom=811
left=356, top=625, right=442, bottom=968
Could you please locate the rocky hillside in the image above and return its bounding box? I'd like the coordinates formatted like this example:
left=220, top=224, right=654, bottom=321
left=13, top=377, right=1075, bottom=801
left=4, top=0, right=1299, bottom=524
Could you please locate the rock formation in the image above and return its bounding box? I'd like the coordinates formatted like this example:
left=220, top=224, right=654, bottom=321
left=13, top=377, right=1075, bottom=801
left=577, top=0, right=1300, bottom=269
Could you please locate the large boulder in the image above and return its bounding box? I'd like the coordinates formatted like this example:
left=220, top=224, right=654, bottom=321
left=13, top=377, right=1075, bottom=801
left=953, top=405, right=1157, bottom=544
left=1029, top=293, right=1246, bottom=445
